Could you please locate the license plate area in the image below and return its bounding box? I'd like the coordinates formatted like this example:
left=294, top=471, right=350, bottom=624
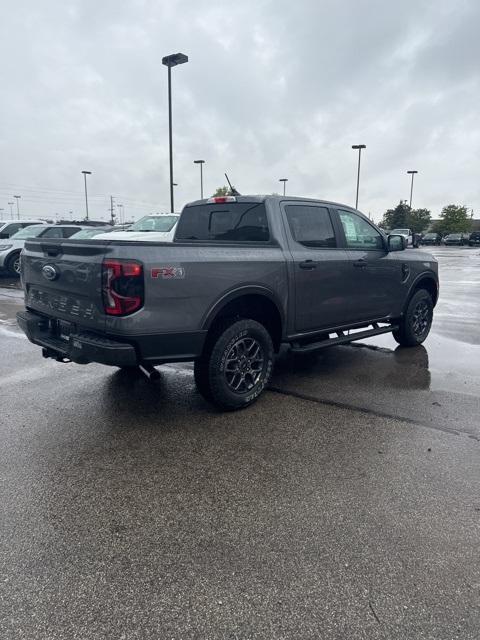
left=50, top=319, right=74, bottom=342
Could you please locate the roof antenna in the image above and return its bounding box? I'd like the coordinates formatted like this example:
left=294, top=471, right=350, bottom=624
left=225, top=173, right=241, bottom=196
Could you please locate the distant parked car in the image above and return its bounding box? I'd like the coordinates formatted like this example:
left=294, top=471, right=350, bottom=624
left=443, top=233, right=466, bottom=246
left=70, top=226, right=114, bottom=239
left=92, top=213, right=180, bottom=242
left=390, top=228, right=418, bottom=247
left=421, top=232, right=442, bottom=246
left=0, top=224, right=89, bottom=276
left=469, top=231, right=480, bottom=247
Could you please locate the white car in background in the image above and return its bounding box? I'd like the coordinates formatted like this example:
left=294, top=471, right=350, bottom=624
left=390, top=228, right=414, bottom=247
left=93, top=213, right=180, bottom=242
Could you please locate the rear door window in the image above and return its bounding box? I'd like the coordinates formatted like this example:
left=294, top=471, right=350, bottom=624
left=176, top=202, right=269, bottom=241
left=285, top=205, right=336, bottom=248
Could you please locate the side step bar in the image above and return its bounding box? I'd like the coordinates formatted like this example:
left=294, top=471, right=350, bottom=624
left=290, top=323, right=398, bottom=354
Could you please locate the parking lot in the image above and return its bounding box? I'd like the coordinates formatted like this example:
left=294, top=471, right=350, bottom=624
left=1, top=246, right=479, bottom=639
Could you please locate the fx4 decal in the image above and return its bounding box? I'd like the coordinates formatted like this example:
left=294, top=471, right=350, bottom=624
left=151, top=267, right=185, bottom=279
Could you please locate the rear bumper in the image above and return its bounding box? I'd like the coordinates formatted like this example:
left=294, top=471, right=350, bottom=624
left=16, top=310, right=207, bottom=366
left=17, top=310, right=137, bottom=366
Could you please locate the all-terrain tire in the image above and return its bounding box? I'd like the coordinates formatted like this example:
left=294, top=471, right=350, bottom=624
left=194, top=318, right=274, bottom=410
left=392, top=289, right=433, bottom=347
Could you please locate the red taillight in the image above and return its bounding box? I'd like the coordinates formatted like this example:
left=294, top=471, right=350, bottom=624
left=102, top=259, right=144, bottom=316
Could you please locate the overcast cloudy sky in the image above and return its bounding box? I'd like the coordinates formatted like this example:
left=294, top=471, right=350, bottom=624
left=1, top=0, right=479, bottom=222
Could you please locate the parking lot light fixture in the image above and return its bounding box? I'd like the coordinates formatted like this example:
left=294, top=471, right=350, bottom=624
left=81, top=171, right=92, bottom=221
left=407, top=170, right=418, bottom=209
left=351, top=145, right=366, bottom=209
left=194, top=160, right=205, bottom=199
left=162, top=52, right=189, bottom=213
left=279, top=178, right=288, bottom=196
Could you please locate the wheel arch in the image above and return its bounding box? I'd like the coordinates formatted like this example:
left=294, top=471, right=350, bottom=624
left=405, top=273, right=439, bottom=310
left=201, top=286, right=284, bottom=351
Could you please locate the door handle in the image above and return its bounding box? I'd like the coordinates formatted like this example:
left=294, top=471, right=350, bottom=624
left=353, top=259, right=367, bottom=269
left=299, top=259, right=317, bottom=270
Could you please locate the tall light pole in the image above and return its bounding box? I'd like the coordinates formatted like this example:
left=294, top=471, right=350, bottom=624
left=194, top=160, right=205, bottom=199
left=407, top=170, right=418, bottom=209
left=0, top=208, right=4, bottom=220
left=117, top=204, right=124, bottom=225
left=13, top=195, right=21, bottom=220
left=279, top=178, right=288, bottom=196
left=81, top=170, right=92, bottom=220
left=352, top=144, right=366, bottom=209
left=162, top=52, right=189, bottom=213
left=8, top=202, right=14, bottom=217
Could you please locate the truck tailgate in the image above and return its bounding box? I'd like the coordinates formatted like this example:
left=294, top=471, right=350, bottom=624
left=21, top=238, right=107, bottom=331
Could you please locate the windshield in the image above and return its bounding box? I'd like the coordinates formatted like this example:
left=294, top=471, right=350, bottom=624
left=391, top=229, right=409, bottom=234
left=424, top=233, right=436, bottom=238
left=129, top=215, right=179, bottom=232
left=10, top=225, right=47, bottom=239
left=71, top=228, right=112, bottom=239
left=449, top=234, right=461, bottom=239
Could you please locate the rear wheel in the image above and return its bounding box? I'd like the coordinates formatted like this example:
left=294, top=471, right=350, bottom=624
left=194, top=318, right=274, bottom=410
left=6, top=252, right=21, bottom=277
left=393, top=289, right=433, bottom=347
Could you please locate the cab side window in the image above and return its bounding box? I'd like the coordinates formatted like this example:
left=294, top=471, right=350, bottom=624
left=285, top=205, right=336, bottom=248
left=338, top=210, right=384, bottom=250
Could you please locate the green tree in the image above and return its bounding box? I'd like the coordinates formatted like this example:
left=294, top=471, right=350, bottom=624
left=380, top=201, right=410, bottom=230
left=407, top=208, right=431, bottom=233
left=433, top=204, right=471, bottom=235
left=212, top=185, right=229, bottom=197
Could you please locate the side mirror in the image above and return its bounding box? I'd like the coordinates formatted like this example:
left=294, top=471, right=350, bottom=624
left=387, top=234, right=406, bottom=252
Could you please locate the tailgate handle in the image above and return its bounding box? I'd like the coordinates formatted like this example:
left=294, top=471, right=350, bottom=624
left=41, top=244, right=62, bottom=257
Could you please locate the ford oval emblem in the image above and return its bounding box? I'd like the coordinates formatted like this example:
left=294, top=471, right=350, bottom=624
left=42, top=264, right=59, bottom=281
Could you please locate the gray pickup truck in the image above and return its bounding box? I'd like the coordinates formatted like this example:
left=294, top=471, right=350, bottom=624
left=17, top=195, right=439, bottom=410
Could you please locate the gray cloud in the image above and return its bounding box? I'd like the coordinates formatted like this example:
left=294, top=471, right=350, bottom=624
left=0, top=0, right=479, bottom=221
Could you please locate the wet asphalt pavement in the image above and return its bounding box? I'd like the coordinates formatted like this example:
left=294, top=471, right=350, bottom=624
left=0, top=247, right=479, bottom=639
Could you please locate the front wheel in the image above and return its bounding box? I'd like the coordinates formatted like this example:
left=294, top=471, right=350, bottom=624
left=194, top=319, right=274, bottom=410
left=393, top=289, right=433, bottom=347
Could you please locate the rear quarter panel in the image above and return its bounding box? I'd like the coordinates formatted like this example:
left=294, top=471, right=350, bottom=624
left=102, top=242, right=288, bottom=337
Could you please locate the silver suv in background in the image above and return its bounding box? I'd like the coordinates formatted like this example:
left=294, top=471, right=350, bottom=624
left=0, top=219, right=46, bottom=239
left=0, top=224, right=90, bottom=276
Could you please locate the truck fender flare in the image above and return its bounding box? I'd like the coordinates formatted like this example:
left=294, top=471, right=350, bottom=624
left=201, top=285, right=285, bottom=333
left=405, top=271, right=439, bottom=309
